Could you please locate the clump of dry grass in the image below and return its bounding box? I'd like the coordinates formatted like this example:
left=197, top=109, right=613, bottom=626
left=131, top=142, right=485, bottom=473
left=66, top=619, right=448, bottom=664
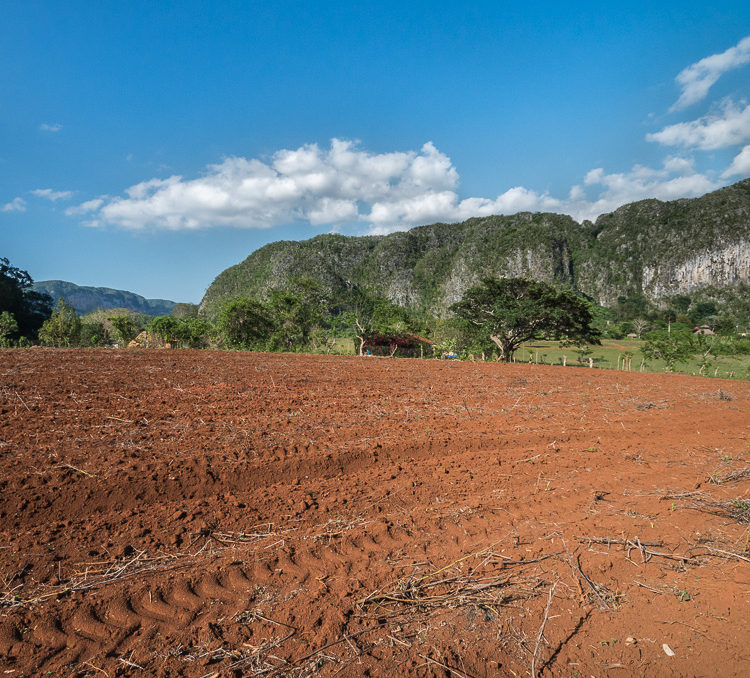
left=685, top=495, right=750, bottom=524
left=359, top=548, right=556, bottom=614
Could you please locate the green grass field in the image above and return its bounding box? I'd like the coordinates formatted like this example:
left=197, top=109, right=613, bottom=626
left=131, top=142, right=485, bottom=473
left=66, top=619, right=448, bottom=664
left=517, top=338, right=750, bottom=380
left=327, top=336, right=750, bottom=380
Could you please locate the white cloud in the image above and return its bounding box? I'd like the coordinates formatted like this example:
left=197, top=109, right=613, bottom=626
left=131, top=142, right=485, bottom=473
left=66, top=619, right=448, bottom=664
left=662, top=155, right=695, bottom=174
left=39, top=122, right=63, bottom=132
left=72, top=139, right=730, bottom=233
left=722, top=144, right=750, bottom=177
left=31, top=188, right=73, bottom=201
left=647, top=100, right=750, bottom=150
left=546, top=157, right=719, bottom=223
left=81, top=140, right=463, bottom=231
left=1, top=197, right=26, bottom=212
left=65, top=197, right=105, bottom=216
left=643, top=41, right=750, bottom=184
left=568, top=185, right=585, bottom=201
left=671, top=35, right=750, bottom=111
left=584, top=168, right=605, bottom=185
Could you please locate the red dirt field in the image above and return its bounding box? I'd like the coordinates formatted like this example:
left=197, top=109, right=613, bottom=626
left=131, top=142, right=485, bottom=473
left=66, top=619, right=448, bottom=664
left=1, top=349, right=749, bottom=677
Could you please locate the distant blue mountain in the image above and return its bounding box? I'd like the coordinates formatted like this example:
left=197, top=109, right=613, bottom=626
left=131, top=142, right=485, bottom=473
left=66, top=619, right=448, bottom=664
left=32, top=280, right=177, bottom=316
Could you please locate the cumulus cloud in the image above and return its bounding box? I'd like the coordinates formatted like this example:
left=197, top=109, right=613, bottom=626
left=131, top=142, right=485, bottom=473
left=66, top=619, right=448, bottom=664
left=1, top=197, right=26, bottom=212
left=31, top=188, right=73, bottom=201
left=569, top=160, right=718, bottom=222
left=722, top=144, right=750, bottom=177
left=70, top=139, right=730, bottom=233
left=80, top=140, right=461, bottom=230
left=647, top=100, right=750, bottom=150
left=39, top=122, right=63, bottom=132
left=671, top=35, right=750, bottom=111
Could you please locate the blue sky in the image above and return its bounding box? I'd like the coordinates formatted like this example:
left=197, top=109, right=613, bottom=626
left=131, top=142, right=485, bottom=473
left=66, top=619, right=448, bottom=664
left=2, top=1, right=750, bottom=303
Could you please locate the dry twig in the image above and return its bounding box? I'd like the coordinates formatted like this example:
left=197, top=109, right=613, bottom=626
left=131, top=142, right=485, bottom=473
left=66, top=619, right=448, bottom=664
left=419, top=652, right=473, bottom=678
left=531, top=582, right=557, bottom=678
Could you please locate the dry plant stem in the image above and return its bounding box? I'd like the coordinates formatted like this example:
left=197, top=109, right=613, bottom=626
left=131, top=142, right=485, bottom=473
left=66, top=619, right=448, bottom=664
left=81, top=661, right=109, bottom=677
left=8, top=549, right=208, bottom=607
left=577, top=535, right=700, bottom=566
left=117, top=657, right=144, bottom=670
left=251, top=610, right=297, bottom=630
left=634, top=580, right=663, bottom=594
left=640, top=548, right=700, bottom=565
left=419, top=652, right=473, bottom=678
left=572, top=554, right=609, bottom=610
left=577, top=536, right=662, bottom=548
left=221, top=624, right=296, bottom=674
left=493, top=552, right=564, bottom=566
left=55, top=463, right=95, bottom=477
left=683, top=495, right=750, bottom=524
left=688, top=546, right=750, bottom=564
left=13, top=390, right=30, bottom=411
left=415, top=548, right=489, bottom=584
left=280, top=623, right=386, bottom=673
left=531, top=582, right=557, bottom=678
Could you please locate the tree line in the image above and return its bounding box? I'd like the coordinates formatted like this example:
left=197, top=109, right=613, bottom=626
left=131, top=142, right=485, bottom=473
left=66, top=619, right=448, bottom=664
left=2, top=256, right=748, bottom=375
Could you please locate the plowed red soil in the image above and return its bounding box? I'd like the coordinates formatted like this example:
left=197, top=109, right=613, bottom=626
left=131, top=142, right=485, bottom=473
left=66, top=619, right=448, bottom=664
left=1, top=349, right=749, bottom=677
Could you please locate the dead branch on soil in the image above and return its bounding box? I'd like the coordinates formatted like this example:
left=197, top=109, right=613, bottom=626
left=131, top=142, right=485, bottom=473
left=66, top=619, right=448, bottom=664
left=194, top=521, right=299, bottom=553
left=531, top=582, right=557, bottom=678
left=576, top=535, right=700, bottom=566
left=569, top=554, right=614, bottom=610
left=1, top=548, right=218, bottom=608
left=557, top=537, right=614, bottom=610
left=686, top=545, right=750, bottom=564
left=577, top=536, right=662, bottom=548
left=708, top=468, right=750, bottom=485
left=419, top=652, right=474, bottom=678
left=659, top=491, right=702, bottom=500
left=633, top=580, right=665, bottom=594
left=577, top=532, right=749, bottom=568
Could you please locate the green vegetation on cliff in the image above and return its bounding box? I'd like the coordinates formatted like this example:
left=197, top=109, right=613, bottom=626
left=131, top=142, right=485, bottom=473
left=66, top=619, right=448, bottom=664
left=200, top=212, right=586, bottom=319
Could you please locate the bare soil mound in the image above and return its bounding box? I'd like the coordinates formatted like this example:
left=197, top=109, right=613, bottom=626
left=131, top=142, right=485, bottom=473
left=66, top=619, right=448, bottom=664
left=1, top=349, right=749, bottom=676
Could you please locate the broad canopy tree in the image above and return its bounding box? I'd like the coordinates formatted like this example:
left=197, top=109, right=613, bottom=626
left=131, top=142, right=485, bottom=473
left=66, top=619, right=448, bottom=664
left=450, top=277, right=600, bottom=362
left=217, top=298, right=274, bottom=349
